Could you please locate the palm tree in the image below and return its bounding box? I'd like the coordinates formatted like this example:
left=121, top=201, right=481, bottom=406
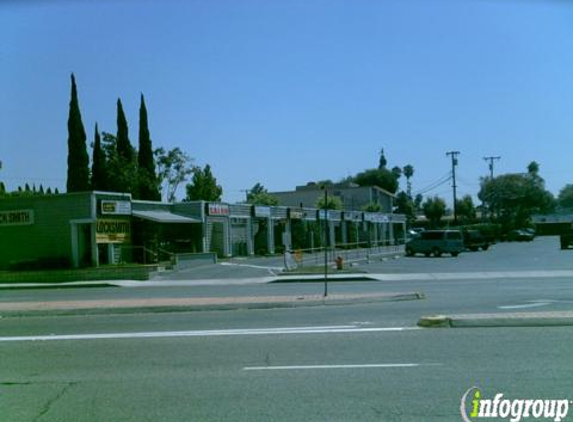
left=403, top=164, right=414, bottom=198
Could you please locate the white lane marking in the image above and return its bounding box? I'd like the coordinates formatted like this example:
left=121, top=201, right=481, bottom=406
left=497, top=302, right=551, bottom=310
left=244, top=363, right=436, bottom=371
left=0, top=325, right=420, bottom=342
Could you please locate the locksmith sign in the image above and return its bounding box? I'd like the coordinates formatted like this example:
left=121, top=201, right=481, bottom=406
left=0, top=209, right=34, bottom=227
left=96, top=219, right=131, bottom=243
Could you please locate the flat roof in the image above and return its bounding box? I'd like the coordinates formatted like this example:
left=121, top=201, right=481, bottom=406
left=132, top=210, right=201, bottom=224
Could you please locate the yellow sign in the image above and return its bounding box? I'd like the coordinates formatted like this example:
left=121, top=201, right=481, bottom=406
left=96, top=219, right=131, bottom=244
left=101, top=200, right=131, bottom=215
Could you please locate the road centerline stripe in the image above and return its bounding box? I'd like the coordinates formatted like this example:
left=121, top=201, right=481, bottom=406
left=243, top=363, right=437, bottom=371
left=497, top=302, right=551, bottom=310
left=0, top=326, right=420, bottom=342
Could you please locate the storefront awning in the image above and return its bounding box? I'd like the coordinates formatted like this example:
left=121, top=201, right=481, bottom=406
left=132, top=210, right=201, bottom=224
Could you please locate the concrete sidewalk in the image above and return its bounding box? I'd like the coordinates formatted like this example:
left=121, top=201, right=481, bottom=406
left=0, top=291, right=423, bottom=318
left=419, top=311, right=573, bottom=328
left=4, top=268, right=573, bottom=289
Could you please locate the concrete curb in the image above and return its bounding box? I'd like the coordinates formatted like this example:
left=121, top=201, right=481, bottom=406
left=0, top=292, right=424, bottom=318
left=271, top=274, right=375, bottom=283
left=418, top=311, right=573, bottom=328
left=0, top=273, right=379, bottom=289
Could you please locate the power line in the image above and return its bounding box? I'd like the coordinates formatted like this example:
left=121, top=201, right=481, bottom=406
left=413, top=172, right=452, bottom=196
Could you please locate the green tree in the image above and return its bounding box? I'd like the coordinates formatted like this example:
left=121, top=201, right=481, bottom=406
left=423, top=196, right=447, bottom=228
left=414, top=194, right=423, bottom=212
left=116, top=98, right=135, bottom=163
left=155, top=147, right=196, bottom=202
left=315, top=195, right=343, bottom=210
left=247, top=183, right=279, bottom=206
left=362, top=202, right=382, bottom=212
left=91, top=123, right=108, bottom=191
left=394, top=192, right=416, bottom=226
left=66, top=74, right=90, bottom=192
left=137, top=94, right=160, bottom=200
left=185, top=164, right=223, bottom=201
left=378, top=148, right=387, bottom=170
left=478, top=163, right=555, bottom=230
left=104, top=101, right=137, bottom=194
left=391, top=166, right=402, bottom=180
left=455, top=195, right=476, bottom=224
left=558, top=184, right=573, bottom=209
left=527, top=161, right=540, bottom=176
left=353, top=168, right=399, bottom=194
left=0, top=182, right=5, bottom=196
left=403, top=164, right=414, bottom=197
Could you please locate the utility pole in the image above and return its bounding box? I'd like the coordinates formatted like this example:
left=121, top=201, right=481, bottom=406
left=483, top=156, right=501, bottom=179
left=483, top=156, right=500, bottom=222
left=446, top=151, right=460, bottom=225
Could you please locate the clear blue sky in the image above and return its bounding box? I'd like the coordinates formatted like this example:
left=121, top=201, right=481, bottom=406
left=2, top=0, right=572, bottom=205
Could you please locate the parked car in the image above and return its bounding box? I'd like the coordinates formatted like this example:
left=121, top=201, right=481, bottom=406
left=507, top=229, right=535, bottom=242
left=405, top=230, right=464, bottom=257
left=462, top=230, right=490, bottom=251
left=560, top=231, right=573, bottom=249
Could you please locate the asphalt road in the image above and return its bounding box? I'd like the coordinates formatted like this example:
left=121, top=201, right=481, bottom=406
left=2, top=236, right=573, bottom=421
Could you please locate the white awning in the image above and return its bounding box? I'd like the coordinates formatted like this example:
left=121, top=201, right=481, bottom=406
left=132, top=210, right=201, bottom=224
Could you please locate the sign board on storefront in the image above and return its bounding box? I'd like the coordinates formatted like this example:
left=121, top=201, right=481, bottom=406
left=208, top=203, right=230, bottom=216
left=364, top=213, right=390, bottom=223
left=96, top=219, right=131, bottom=243
left=101, top=200, right=131, bottom=215
left=289, top=210, right=304, bottom=219
left=318, top=210, right=338, bottom=220
left=0, top=209, right=34, bottom=227
left=254, top=206, right=271, bottom=218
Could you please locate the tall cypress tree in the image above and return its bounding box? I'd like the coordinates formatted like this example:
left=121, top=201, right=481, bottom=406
left=66, top=74, right=90, bottom=192
left=91, top=123, right=107, bottom=191
left=137, top=94, right=160, bottom=200
left=116, top=98, right=134, bottom=163
left=114, top=98, right=137, bottom=194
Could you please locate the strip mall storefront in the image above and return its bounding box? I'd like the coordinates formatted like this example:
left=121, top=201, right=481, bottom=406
left=0, top=191, right=405, bottom=269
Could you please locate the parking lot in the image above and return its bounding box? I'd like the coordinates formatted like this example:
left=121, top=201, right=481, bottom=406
left=368, top=235, right=573, bottom=274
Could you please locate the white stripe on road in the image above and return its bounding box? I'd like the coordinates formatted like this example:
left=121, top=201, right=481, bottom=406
left=244, top=363, right=432, bottom=371
left=0, top=325, right=420, bottom=342
left=497, top=302, right=551, bottom=310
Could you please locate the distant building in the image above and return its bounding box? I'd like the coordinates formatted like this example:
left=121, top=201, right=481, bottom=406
left=269, top=182, right=395, bottom=212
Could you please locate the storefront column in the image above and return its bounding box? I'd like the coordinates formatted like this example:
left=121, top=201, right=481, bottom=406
left=284, top=218, right=292, bottom=250
left=267, top=217, right=275, bottom=254
left=329, top=221, right=336, bottom=248
left=224, top=218, right=231, bottom=257
left=341, top=221, right=348, bottom=245
left=247, top=218, right=255, bottom=255
left=90, top=223, right=98, bottom=266
left=201, top=224, right=207, bottom=253
left=380, top=223, right=387, bottom=246
left=389, top=221, right=395, bottom=246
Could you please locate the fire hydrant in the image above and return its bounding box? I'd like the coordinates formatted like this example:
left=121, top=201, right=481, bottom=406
left=335, top=256, right=344, bottom=270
